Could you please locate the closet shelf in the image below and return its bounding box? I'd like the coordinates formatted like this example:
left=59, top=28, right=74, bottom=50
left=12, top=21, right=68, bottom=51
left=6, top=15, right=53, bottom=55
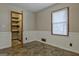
left=12, top=39, right=22, bottom=41
left=11, top=11, right=22, bottom=14
left=12, top=21, right=19, bottom=23
left=11, top=30, right=19, bottom=33
left=12, top=17, right=19, bottom=19
left=12, top=25, right=19, bottom=27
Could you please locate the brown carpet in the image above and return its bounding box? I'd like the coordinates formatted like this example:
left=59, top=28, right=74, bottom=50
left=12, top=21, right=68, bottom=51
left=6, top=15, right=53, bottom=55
left=0, top=41, right=79, bottom=56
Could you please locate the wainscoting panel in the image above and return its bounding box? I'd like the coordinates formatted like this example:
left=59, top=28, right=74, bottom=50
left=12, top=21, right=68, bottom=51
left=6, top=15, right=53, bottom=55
left=35, top=31, right=79, bottom=54
left=0, top=31, right=79, bottom=54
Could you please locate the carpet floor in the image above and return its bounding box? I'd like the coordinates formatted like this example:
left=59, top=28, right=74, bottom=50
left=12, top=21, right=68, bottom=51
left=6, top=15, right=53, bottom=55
left=0, top=41, right=79, bottom=56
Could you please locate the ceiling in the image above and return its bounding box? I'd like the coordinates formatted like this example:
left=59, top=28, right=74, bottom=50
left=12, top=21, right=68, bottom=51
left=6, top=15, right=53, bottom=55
left=6, top=3, right=55, bottom=12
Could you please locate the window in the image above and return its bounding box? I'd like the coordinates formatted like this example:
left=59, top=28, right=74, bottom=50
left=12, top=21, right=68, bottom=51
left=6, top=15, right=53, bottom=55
left=51, top=7, right=69, bottom=36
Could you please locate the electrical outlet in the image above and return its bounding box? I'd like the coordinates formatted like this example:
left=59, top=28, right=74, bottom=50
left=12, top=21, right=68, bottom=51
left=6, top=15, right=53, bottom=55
left=26, top=37, right=27, bottom=40
left=69, top=43, right=72, bottom=47
left=41, top=38, right=46, bottom=42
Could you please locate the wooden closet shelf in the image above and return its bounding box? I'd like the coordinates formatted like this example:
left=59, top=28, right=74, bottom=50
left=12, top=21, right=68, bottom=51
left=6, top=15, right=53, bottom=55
left=12, top=17, right=19, bottom=19
left=12, top=21, right=19, bottom=23
left=12, top=25, right=19, bottom=27
left=11, top=11, right=22, bottom=14
left=12, top=39, right=22, bottom=41
left=12, top=24, right=19, bottom=25
left=11, top=30, right=19, bottom=33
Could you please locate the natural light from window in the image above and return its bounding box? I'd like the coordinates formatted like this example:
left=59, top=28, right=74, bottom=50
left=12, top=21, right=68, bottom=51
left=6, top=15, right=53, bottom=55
left=51, top=7, right=69, bottom=35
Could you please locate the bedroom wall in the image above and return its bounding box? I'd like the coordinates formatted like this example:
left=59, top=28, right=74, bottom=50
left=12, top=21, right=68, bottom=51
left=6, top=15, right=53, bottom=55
left=0, top=3, right=79, bottom=54
left=0, top=4, right=36, bottom=49
left=35, top=3, right=79, bottom=53
left=36, top=3, right=79, bottom=32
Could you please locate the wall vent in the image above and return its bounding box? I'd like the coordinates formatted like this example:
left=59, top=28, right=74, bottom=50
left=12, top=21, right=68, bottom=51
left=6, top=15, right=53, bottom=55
left=41, top=38, right=46, bottom=42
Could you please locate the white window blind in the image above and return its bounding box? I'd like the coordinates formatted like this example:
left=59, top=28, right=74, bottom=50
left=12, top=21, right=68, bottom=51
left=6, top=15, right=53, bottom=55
left=52, top=8, right=69, bottom=35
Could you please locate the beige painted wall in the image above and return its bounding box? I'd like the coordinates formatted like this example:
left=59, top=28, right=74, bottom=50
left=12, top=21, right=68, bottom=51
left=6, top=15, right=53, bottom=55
left=0, top=4, right=36, bottom=49
left=36, top=3, right=79, bottom=32
left=0, top=4, right=35, bottom=32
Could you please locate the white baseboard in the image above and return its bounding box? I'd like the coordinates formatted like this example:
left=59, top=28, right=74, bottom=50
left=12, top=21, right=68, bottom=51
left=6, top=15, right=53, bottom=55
left=35, top=31, right=79, bottom=54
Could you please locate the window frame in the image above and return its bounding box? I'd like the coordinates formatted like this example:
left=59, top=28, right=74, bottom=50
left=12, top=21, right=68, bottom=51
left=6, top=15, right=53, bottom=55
left=51, top=7, right=69, bottom=36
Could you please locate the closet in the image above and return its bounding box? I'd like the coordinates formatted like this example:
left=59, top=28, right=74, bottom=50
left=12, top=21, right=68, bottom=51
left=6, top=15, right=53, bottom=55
left=11, top=11, right=23, bottom=48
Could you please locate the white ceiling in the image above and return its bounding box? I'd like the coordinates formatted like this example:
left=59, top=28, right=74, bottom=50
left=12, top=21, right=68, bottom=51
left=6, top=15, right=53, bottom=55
left=6, top=3, right=55, bottom=12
